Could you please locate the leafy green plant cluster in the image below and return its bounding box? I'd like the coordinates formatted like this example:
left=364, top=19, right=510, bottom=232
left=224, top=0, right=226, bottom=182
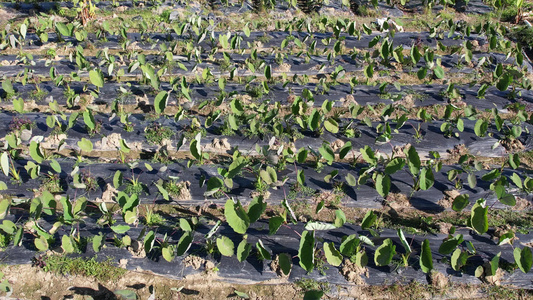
left=145, top=122, right=174, bottom=145
left=38, top=255, right=126, bottom=282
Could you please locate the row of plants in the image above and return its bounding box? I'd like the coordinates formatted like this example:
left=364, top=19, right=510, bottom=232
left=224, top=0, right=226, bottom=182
left=0, top=178, right=531, bottom=286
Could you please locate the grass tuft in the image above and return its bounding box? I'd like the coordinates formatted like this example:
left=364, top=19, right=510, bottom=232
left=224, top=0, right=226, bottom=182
left=40, top=255, right=126, bottom=282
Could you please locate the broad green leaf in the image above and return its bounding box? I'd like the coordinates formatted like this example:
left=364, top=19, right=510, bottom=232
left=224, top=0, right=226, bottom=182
left=354, top=250, right=368, bottom=267
left=308, top=109, right=320, bottom=131
left=297, top=169, right=305, bottom=186
left=2, top=78, right=14, bottom=94
left=481, top=169, right=500, bottom=182
left=144, top=230, right=155, bottom=253
left=451, top=249, right=468, bottom=271
left=474, top=119, right=487, bottom=137
left=361, top=145, right=377, bottom=165
left=334, top=209, right=346, bottom=228
left=417, top=67, right=427, bottom=80
left=420, top=239, right=433, bottom=273
left=13, top=226, right=23, bottom=246
left=176, top=232, right=193, bottom=256
left=237, top=239, right=251, bottom=262
left=514, top=247, right=533, bottom=273
left=110, top=225, right=130, bottom=234
left=248, top=196, right=266, bottom=223
left=438, top=234, right=463, bottom=255
left=297, top=148, right=308, bottom=163
left=154, top=91, right=169, bottom=114
left=467, top=173, right=477, bottom=189
left=59, top=196, right=74, bottom=223
left=278, top=253, right=292, bottom=275
left=324, top=118, right=339, bottom=134
left=509, top=153, right=520, bottom=169
left=0, top=220, right=15, bottom=234
left=303, top=290, right=323, bottom=300
left=498, top=231, right=515, bottom=246
left=61, top=235, right=74, bottom=253
left=92, top=233, right=104, bottom=252
left=89, top=69, right=104, bottom=88
left=374, top=238, right=395, bottom=266
left=269, top=216, right=284, bottom=235
left=29, top=141, right=44, bottom=163
left=361, top=210, right=377, bottom=230
left=190, top=140, right=201, bottom=160
left=304, top=221, right=336, bottom=231
left=452, top=194, right=469, bottom=212
left=406, top=146, right=421, bottom=175
left=50, top=159, right=61, bottom=173
left=323, top=242, right=343, bottom=266
left=419, top=168, right=434, bottom=190
left=264, top=65, right=272, bottom=80
left=298, top=230, right=315, bottom=272
left=318, top=144, right=335, bottom=165
left=204, top=176, right=223, bottom=197
left=13, top=98, right=23, bottom=113
left=55, top=22, right=70, bottom=36
left=411, top=46, right=421, bottom=64
left=35, top=236, right=49, bottom=251
left=30, top=198, right=43, bottom=220
left=155, top=184, right=169, bottom=201
left=397, top=229, right=411, bottom=254
left=365, top=64, right=374, bottom=78
left=496, top=73, right=510, bottom=91
left=345, top=173, right=356, bottom=186
left=494, top=185, right=516, bottom=206
left=83, top=109, right=96, bottom=130
left=385, top=158, right=405, bottom=175
left=375, top=173, right=390, bottom=198
left=259, top=166, right=277, bottom=185
left=487, top=252, right=500, bottom=276
left=434, top=66, right=444, bottom=79
left=340, top=234, right=360, bottom=256
left=179, top=218, right=192, bottom=232
left=124, top=210, right=137, bottom=224
left=225, top=199, right=250, bottom=234
left=0, top=152, right=8, bottom=177
left=217, top=235, right=234, bottom=257
left=471, top=199, right=488, bottom=235
left=78, top=138, right=93, bottom=152
left=0, top=199, right=9, bottom=219
left=256, top=239, right=271, bottom=260
left=162, top=245, right=175, bottom=262
left=339, top=141, right=352, bottom=159
left=113, top=170, right=123, bottom=188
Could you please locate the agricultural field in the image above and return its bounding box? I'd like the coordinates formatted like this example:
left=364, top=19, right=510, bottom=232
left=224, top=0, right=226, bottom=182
left=1, top=0, right=533, bottom=298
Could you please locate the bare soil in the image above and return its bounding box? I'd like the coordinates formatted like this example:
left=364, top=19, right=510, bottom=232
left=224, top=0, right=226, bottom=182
left=0, top=264, right=302, bottom=300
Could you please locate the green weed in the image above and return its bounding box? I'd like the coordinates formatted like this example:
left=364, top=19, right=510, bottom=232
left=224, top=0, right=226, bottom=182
left=40, top=255, right=126, bottom=282
left=145, top=122, right=174, bottom=145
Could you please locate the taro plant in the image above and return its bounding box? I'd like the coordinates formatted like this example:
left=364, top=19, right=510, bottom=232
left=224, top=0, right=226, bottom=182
left=397, top=229, right=413, bottom=267
left=440, top=104, right=465, bottom=138
left=204, top=150, right=248, bottom=197
left=402, top=146, right=440, bottom=194
left=115, top=191, right=140, bottom=225
left=188, top=132, right=209, bottom=167
left=355, top=145, right=410, bottom=199
left=82, top=109, right=101, bottom=136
